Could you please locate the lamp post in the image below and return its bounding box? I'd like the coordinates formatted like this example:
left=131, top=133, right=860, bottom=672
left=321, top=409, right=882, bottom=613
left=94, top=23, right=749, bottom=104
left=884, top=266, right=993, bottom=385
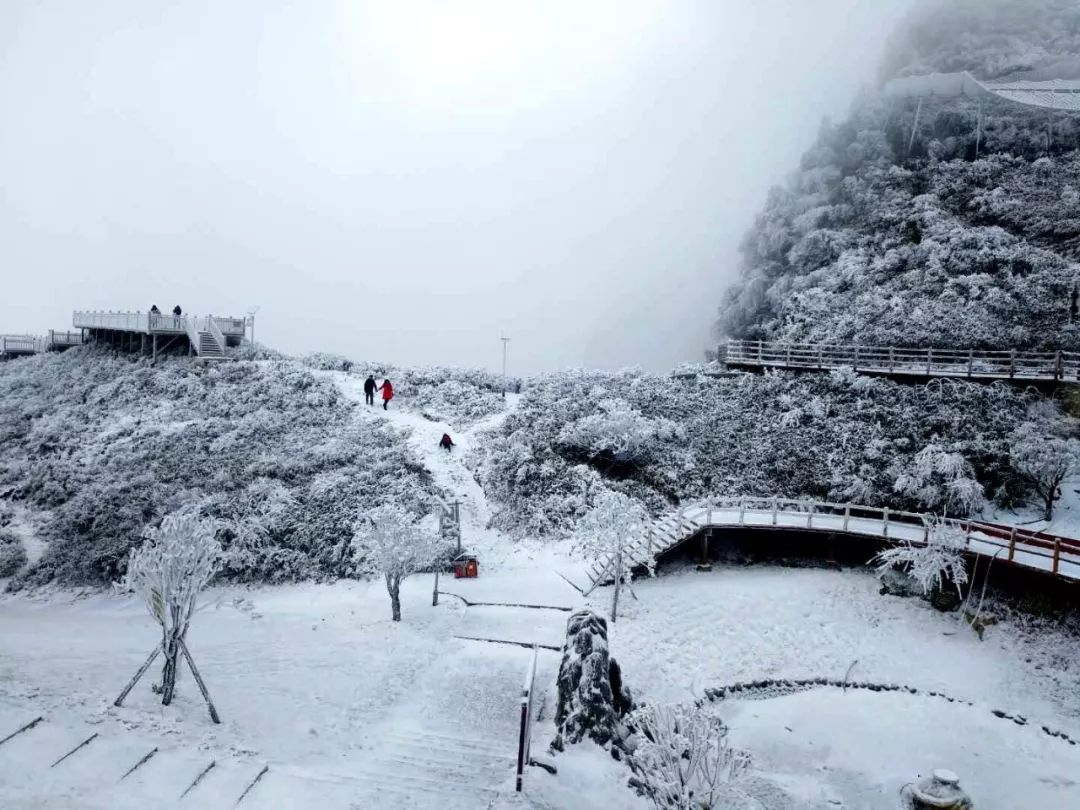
left=246, top=307, right=259, bottom=349
left=501, top=333, right=510, bottom=398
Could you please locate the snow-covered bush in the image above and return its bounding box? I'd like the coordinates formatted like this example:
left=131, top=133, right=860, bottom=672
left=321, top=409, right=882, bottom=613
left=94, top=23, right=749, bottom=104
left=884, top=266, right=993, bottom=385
left=1009, top=405, right=1080, bottom=520
left=353, top=504, right=446, bottom=621
left=0, top=529, right=27, bottom=577
left=892, top=442, right=986, bottom=516
left=628, top=704, right=751, bottom=810
left=0, top=348, right=438, bottom=585
left=116, top=509, right=222, bottom=704
left=874, top=515, right=969, bottom=598
left=473, top=368, right=1038, bottom=540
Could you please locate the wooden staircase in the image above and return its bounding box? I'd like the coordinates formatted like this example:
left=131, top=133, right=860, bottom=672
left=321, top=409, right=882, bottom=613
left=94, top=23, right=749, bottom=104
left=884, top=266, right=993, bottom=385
left=583, top=507, right=705, bottom=595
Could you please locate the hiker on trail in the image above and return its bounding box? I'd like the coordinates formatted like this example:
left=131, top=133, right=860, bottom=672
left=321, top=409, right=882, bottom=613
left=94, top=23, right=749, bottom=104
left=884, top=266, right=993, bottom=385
left=378, top=378, right=394, bottom=410
left=439, top=433, right=454, bottom=452
left=363, top=374, right=377, bottom=406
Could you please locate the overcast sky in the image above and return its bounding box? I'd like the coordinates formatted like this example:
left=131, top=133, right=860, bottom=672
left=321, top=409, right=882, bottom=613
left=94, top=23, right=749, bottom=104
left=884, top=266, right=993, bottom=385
left=1, top=0, right=912, bottom=374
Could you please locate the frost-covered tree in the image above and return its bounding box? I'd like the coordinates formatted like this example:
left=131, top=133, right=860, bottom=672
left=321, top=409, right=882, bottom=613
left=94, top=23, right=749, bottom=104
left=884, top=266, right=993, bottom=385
left=577, top=490, right=648, bottom=623
left=874, top=515, right=969, bottom=597
left=628, top=704, right=751, bottom=810
left=892, top=442, right=986, bottom=516
left=1010, top=419, right=1080, bottom=521
left=353, top=504, right=445, bottom=622
left=116, top=509, right=222, bottom=707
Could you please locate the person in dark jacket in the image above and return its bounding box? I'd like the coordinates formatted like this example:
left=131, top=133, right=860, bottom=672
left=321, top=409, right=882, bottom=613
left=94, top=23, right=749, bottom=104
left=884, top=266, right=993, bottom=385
left=378, top=379, right=394, bottom=410
left=363, top=375, right=377, bottom=406
left=439, top=433, right=454, bottom=452
left=171, top=304, right=182, bottom=328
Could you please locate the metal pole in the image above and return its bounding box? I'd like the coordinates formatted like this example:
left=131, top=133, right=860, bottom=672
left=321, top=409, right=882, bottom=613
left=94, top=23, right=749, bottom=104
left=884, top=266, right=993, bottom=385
left=501, top=334, right=510, bottom=398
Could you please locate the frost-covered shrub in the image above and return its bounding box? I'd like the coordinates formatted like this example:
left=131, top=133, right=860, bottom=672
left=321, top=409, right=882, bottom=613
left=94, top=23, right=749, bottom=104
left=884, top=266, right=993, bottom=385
left=892, top=442, right=986, bottom=516
left=0, top=348, right=438, bottom=585
left=0, top=529, right=27, bottom=577
left=473, top=368, right=1039, bottom=539
left=627, top=704, right=751, bottom=810
left=874, top=515, right=969, bottom=597
left=1009, top=403, right=1080, bottom=520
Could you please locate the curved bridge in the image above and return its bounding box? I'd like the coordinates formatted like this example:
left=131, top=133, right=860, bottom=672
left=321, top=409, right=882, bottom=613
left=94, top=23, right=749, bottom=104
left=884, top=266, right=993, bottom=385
left=583, top=497, right=1080, bottom=593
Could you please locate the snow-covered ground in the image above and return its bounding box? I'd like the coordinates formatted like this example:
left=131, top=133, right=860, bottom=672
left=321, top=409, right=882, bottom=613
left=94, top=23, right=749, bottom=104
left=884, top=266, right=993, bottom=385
left=3, top=378, right=1079, bottom=809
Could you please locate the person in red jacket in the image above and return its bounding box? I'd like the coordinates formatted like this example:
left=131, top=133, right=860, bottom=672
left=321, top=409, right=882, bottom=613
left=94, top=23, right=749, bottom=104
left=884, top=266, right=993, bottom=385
left=439, top=433, right=454, bottom=452
left=378, top=378, right=394, bottom=410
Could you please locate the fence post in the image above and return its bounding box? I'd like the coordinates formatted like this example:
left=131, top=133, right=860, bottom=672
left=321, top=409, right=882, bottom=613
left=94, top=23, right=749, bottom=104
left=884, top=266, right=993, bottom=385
left=888, top=347, right=894, bottom=373
left=1008, top=527, right=1016, bottom=562
left=785, top=345, right=791, bottom=367
left=757, top=340, right=763, bottom=362
left=926, top=347, right=932, bottom=375
left=967, top=350, right=974, bottom=379
left=882, top=507, right=889, bottom=538
left=737, top=499, right=745, bottom=525
left=1053, top=539, right=1061, bottom=575
left=843, top=504, right=850, bottom=531
left=923, top=522, right=930, bottom=543
left=817, top=346, right=824, bottom=369
left=771, top=497, right=778, bottom=526
left=1055, top=351, right=1063, bottom=381
left=1009, top=350, right=1016, bottom=379
left=806, top=501, right=813, bottom=529
left=853, top=346, right=860, bottom=370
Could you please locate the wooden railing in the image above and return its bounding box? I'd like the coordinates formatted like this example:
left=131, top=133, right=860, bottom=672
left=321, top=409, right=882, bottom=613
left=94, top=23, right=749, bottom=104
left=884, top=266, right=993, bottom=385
left=515, top=644, right=539, bottom=792
left=584, top=496, right=1080, bottom=591
left=0, top=334, right=46, bottom=354
left=73, top=311, right=245, bottom=337
left=723, top=339, right=1080, bottom=382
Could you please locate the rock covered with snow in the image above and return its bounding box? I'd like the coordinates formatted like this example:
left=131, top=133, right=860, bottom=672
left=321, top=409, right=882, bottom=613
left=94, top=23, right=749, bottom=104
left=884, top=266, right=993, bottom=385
left=551, top=610, right=632, bottom=751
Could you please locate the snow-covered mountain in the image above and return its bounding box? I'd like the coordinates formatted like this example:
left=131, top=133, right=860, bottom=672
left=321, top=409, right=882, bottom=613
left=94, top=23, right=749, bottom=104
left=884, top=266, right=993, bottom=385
left=718, top=0, right=1080, bottom=350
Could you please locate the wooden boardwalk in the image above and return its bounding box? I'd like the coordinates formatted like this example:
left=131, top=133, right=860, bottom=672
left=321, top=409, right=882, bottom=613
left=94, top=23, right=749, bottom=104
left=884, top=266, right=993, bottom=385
left=72, top=311, right=246, bottom=360
left=723, top=339, right=1080, bottom=383
left=583, top=497, right=1080, bottom=593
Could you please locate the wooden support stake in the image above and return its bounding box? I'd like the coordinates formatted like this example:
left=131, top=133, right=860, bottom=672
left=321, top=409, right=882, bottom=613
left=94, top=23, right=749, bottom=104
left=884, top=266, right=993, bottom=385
left=0, top=716, right=43, bottom=748
left=1008, top=528, right=1016, bottom=562
left=432, top=569, right=439, bottom=606
left=843, top=505, right=850, bottom=532
left=181, top=761, right=217, bottom=799
left=1053, top=540, right=1061, bottom=575
left=882, top=508, right=890, bottom=539
left=120, top=747, right=159, bottom=781
left=114, top=646, right=162, bottom=707
left=235, top=765, right=269, bottom=808
left=179, top=638, right=221, bottom=724
left=771, top=497, right=778, bottom=526
left=51, top=733, right=99, bottom=768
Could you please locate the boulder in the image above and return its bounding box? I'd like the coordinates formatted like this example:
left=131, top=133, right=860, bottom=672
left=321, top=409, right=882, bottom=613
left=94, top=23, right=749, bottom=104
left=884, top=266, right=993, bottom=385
left=879, top=566, right=921, bottom=598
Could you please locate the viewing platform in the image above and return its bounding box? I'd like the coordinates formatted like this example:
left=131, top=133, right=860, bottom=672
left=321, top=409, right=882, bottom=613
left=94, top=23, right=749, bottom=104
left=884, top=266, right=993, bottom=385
left=72, top=311, right=246, bottom=360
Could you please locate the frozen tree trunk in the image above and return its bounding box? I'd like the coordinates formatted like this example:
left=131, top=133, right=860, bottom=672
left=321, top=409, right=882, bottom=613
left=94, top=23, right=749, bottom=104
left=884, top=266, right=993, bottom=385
left=610, top=549, right=622, bottom=625
left=160, top=628, right=181, bottom=706
left=386, top=573, right=402, bottom=622
left=1043, top=490, right=1056, bottom=522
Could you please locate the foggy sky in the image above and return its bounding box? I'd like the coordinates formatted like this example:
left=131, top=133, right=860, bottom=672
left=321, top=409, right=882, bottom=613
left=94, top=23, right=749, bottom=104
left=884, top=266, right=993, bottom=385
left=1, top=0, right=912, bottom=374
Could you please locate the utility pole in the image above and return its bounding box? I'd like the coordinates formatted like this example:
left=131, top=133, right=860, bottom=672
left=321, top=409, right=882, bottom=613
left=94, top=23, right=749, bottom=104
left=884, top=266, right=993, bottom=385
left=501, top=334, right=509, bottom=397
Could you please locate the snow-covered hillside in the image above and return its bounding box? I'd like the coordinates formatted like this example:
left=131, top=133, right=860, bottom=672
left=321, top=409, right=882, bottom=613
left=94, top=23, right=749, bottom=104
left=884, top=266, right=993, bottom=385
left=719, top=0, right=1080, bottom=351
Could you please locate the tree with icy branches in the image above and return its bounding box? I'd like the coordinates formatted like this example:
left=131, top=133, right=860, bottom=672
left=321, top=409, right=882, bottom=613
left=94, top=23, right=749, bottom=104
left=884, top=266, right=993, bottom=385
left=874, top=514, right=969, bottom=598
left=114, top=509, right=223, bottom=722
left=578, top=490, right=647, bottom=623
left=1010, top=415, right=1080, bottom=521
left=353, top=504, right=445, bottom=622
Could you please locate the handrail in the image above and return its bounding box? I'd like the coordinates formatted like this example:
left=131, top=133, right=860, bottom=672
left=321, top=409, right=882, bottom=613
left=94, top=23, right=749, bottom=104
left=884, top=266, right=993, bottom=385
left=723, top=339, right=1080, bottom=382
left=515, top=643, right=539, bottom=792
left=207, top=315, right=227, bottom=355
left=584, top=496, right=1080, bottom=591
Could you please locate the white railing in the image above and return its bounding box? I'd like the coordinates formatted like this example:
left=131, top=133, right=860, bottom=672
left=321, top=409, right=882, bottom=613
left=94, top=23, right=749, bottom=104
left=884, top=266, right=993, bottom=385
left=46, top=331, right=86, bottom=349
left=73, top=311, right=246, bottom=338
left=207, top=315, right=227, bottom=354
left=723, top=339, right=1080, bottom=381
left=0, top=334, right=46, bottom=354
left=515, top=643, right=539, bottom=792
left=585, top=496, right=1080, bottom=590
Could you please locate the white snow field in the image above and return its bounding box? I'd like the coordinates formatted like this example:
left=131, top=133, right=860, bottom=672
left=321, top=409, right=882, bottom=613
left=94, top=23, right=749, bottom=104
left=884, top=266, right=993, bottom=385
left=2, top=374, right=1079, bottom=809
